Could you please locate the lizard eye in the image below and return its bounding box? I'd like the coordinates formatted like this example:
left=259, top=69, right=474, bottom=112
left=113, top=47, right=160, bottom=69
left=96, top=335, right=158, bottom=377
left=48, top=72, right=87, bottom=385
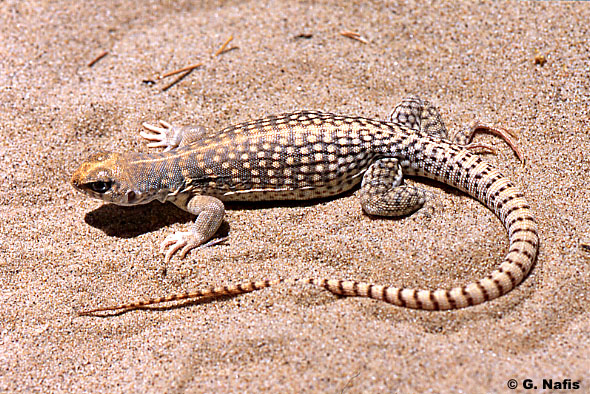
left=87, top=181, right=112, bottom=193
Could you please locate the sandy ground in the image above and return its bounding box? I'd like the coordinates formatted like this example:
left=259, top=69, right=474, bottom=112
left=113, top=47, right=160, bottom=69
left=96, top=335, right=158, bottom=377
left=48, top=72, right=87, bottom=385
left=1, top=1, right=589, bottom=393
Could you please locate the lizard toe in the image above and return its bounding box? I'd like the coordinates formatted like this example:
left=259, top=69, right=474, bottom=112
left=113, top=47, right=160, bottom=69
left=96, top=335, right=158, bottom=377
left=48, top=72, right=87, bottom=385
left=161, top=231, right=194, bottom=261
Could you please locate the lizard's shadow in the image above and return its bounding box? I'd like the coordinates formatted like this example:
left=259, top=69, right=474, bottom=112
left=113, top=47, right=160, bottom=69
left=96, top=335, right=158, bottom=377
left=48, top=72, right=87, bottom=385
left=82, top=196, right=343, bottom=239
left=84, top=202, right=195, bottom=238
left=83, top=177, right=456, bottom=238
left=83, top=196, right=350, bottom=239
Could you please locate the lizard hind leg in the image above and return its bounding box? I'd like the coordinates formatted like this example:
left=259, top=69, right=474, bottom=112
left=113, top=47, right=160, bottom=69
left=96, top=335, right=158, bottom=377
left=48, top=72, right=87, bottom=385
left=390, top=96, right=524, bottom=162
left=389, top=95, right=449, bottom=139
left=360, top=158, right=431, bottom=217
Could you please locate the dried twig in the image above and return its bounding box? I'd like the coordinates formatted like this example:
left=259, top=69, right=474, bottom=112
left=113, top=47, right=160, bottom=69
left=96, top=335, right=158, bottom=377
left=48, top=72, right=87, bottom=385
left=340, top=31, right=368, bottom=44
left=88, top=51, right=108, bottom=67
left=157, top=63, right=203, bottom=80
left=161, top=69, right=195, bottom=92
left=213, top=35, right=234, bottom=57
left=152, top=35, right=234, bottom=90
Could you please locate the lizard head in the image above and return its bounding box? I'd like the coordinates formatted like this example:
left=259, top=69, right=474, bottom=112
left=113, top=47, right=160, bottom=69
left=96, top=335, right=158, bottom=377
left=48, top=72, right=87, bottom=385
left=71, top=151, right=147, bottom=206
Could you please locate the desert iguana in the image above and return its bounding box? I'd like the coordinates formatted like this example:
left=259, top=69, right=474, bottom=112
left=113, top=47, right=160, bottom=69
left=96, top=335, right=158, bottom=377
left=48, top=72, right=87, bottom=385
left=71, top=96, right=538, bottom=314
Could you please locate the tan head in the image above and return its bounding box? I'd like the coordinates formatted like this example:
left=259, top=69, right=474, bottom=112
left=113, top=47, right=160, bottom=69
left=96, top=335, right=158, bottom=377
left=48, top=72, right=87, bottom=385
left=71, top=152, right=150, bottom=206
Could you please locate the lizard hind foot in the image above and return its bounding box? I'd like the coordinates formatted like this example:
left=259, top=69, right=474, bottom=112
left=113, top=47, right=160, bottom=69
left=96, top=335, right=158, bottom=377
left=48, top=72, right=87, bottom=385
left=454, top=121, right=524, bottom=163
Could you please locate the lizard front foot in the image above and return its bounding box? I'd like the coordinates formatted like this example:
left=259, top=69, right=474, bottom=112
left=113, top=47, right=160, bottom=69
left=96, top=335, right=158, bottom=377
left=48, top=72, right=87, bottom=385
left=141, top=121, right=208, bottom=151
left=160, top=231, right=227, bottom=262
left=160, top=231, right=202, bottom=262
left=140, top=120, right=183, bottom=151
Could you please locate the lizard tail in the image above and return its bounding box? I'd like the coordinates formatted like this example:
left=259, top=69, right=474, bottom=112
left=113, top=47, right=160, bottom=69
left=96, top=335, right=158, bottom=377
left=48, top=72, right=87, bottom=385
left=320, top=180, right=538, bottom=309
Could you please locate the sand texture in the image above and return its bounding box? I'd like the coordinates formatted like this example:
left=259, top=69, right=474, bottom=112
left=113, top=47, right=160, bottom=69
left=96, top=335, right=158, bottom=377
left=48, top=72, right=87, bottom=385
left=1, top=1, right=589, bottom=393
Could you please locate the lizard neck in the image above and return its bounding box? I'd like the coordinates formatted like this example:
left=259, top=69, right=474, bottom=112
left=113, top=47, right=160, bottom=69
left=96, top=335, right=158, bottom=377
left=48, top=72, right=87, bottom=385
left=118, top=152, right=186, bottom=204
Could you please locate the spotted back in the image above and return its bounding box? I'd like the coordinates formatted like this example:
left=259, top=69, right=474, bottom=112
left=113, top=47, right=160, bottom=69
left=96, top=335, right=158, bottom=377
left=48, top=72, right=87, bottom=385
left=136, top=111, right=402, bottom=201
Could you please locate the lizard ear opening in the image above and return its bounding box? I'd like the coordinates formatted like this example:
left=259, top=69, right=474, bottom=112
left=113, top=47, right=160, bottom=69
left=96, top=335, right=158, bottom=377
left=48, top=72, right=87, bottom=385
left=86, top=181, right=113, bottom=194
left=126, top=190, right=137, bottom=203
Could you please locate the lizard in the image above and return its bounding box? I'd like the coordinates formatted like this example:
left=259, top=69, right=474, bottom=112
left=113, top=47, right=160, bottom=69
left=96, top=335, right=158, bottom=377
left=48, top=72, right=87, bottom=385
left=71, top=96, right=539, bottom=314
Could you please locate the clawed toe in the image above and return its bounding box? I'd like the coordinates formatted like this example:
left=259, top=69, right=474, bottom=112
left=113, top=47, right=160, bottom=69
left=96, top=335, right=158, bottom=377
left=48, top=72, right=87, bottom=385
left=142, top=120, right=172, bottom=135
left=464, top=142, right=497, bottom=155
left=160, top=232, right=195, bottom=263
left=466, top=122, right=523, bottom=162
left=200, top=236, right=228, bottom=248
left=140, top=120, right=180, bottom=152
left=160, top=232, right=226, bottom=262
